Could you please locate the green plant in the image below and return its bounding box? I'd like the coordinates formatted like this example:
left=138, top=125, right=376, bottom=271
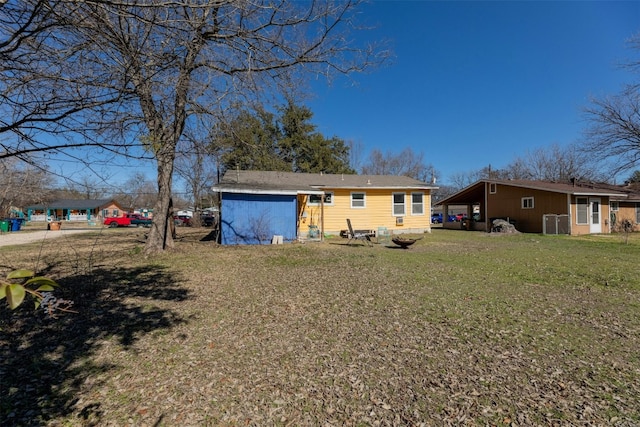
left=0, top=269, right=60, bottom=310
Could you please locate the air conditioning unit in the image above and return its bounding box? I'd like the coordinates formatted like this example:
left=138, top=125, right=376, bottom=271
left=396, top=217, right=404, bottom=225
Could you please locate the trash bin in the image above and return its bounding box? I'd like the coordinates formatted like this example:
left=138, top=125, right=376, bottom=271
left=10, top=218, right=21, bottom=231
left=0, top=219, right=10, bottom=232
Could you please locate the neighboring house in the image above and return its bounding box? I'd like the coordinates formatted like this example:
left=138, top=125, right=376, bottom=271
left=436, top=179, right=629, bottom=235
left=133, top=208, right=154, bottom=219
left=602, top=182, right=640, bottom=231
left=212, top=170, right=437, bottom=245
left=26, top=199, right=124, bottom=222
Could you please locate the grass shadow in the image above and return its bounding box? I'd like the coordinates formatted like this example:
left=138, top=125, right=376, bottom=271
left=0, top=264, right=190, bottom=426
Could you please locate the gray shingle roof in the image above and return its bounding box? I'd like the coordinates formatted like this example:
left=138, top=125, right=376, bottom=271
left=436, top=179, right=630, bottom=206
left=26, top=199, right=118, bottom=210
left=214, top=171, right=436, bottom=194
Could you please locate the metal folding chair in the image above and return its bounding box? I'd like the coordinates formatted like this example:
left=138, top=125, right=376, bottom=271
left=346, top=219, right=373, bottom=246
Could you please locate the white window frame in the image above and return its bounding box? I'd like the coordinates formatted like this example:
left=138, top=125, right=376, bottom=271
left=308, top=192, right=334, bottom=206
left=577, top=197, right=588, bottom=224
left=610, top=201, right=619, bottom=212
left=392, top=192, right=406, bottom=216
left=636, top=203, right=640, bottom=224
left=351, top=192, right=366, bottom=209
left=521, top=197, right=534, bottom=209
left=490, top=183, right=497, bottom=194
left=411, top=192, right=425, bottom=215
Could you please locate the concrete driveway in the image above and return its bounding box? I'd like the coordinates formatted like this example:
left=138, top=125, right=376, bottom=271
left=0, top=229, right=95, bottom=247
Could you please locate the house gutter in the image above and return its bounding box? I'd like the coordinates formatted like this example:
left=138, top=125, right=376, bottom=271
left=210, top=186, right=324, bottom=196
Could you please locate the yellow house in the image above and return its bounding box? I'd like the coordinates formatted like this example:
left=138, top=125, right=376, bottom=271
left=213, top=171, right=437, bottom=244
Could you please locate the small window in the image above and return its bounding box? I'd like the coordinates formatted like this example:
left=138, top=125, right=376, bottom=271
left=309, top=192, right=333, bottom=206
left=393, top=193, right=406, bottom=216
left=411, top=192, right=424, bottom=215
left=636, top=203, right=640, bottom=223
left=351, top=192, right=365, bottom=208
left=521, top=197, right=534, bottom=209
left=610, top=201, right=619, bottom=212
left=577, top=197, right=588, bottom=224
left=490, top=183, right=497, bottom=194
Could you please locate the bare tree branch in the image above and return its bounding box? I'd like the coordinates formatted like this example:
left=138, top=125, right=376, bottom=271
left=583, top=34, right=640, bottom=176
left=1, top=0, right=388, bottom=253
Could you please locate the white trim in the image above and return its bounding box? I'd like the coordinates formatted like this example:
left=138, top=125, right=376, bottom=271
left=213, top=187, right=324, bottom=196
left=589, top=197, right=602, bottom=233
left=392, top=192, right=406, bottom=216
left=521, top=196, right=534, bottom=209
left=576, top=197, right=589, bottom=225
left=308, top=191, right=334, bottom=206
left=411, top=192, right=425, bottom=215
left=350, top=191, right=366, bottom=209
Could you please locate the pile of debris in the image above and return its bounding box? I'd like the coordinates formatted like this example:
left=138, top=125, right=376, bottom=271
left=491, top=219, right=519, bottom=234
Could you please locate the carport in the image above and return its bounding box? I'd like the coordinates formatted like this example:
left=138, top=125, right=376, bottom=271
left=435, top=181, right=488, bottom=231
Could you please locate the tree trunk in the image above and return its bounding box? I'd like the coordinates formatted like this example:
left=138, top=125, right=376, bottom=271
left=145, top=150, right=176, bottom=254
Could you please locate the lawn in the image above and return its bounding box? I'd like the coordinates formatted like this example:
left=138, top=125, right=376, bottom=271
left=1, top=228, right=639, bottom=426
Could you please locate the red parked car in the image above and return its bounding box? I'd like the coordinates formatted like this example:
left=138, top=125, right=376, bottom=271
left=173, top=215, right=192, bottom=226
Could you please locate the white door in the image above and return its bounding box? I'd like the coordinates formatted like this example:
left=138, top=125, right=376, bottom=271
left=589, top=198, right=601, bottom=234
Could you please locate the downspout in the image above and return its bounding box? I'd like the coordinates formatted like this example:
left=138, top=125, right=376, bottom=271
left=485, top=181, right=489, bottom=232
left=567, top=193, right=572, bottom=235
left=320, top=193, right=325, bottom=242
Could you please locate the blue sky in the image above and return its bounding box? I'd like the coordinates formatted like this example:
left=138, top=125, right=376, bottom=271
left=307, top=0, right=640, bottom=185
left=45, top=1, right=640, bottom=191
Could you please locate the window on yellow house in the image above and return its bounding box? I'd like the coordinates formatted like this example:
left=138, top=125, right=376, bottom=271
left=309, top=192, right=333, bottom=206
left=351, top=192, right=365, bottom=208
left=393, top=193, right=405, bottom=216
left=411, top=192, right=424, bottom=215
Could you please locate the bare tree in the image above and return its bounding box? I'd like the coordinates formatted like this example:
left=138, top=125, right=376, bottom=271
left=0, top=156, right=50, bottom=217
left=1, top=1, right=385, bottom=253
left=106, top=173, right=156, bottom=212
left=347, top=139, right=365, bottom=173
left=584, top=89, right=640, bottom=175
left=448, top=143, right=600, bottom=193
left=502, top=143, right=600, bottom=181
left=174, top=128, right=219, bottom=226
left=583, top=35, right=640, bottom=177
left=62, top=175, right=107, bottom=200
left=361, top=147, right=435, bottom=182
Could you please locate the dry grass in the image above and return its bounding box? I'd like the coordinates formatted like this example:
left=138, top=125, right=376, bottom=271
left=1, top=228, right=640, bottom=426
